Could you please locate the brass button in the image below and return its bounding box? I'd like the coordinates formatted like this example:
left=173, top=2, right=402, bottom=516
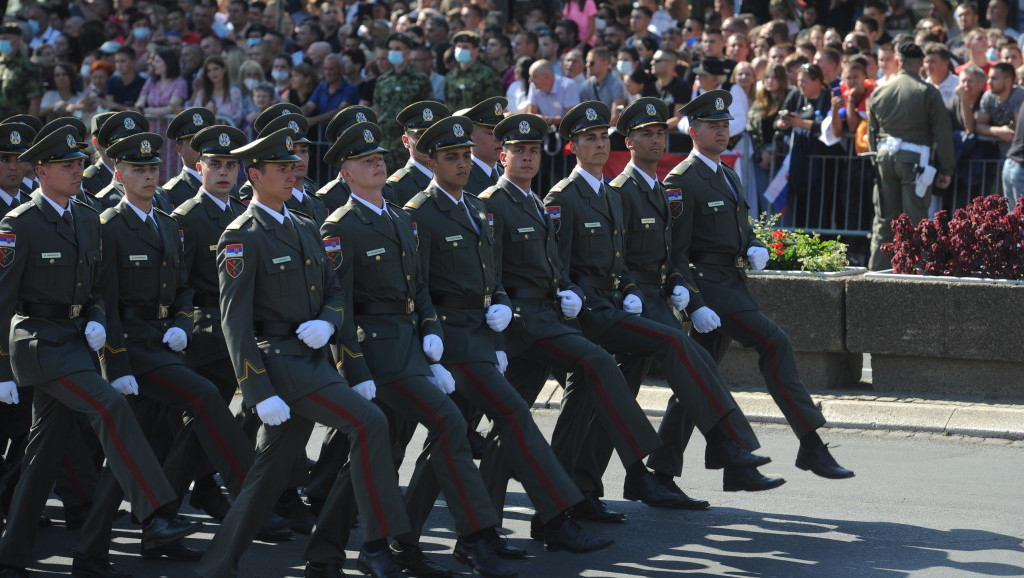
left=613, top=230, right=618, bottom=235
left=49, top=259, right=54, bottom=264
left=375, top=255, right=381, bottom=261
left=306, top=259, right=311, bottom=265
left=372, top=332, right=377, bottom=337
left=310, top=286, right=316, bottom=291
left=161, top=283, right=167, bottom=288
left=274, top=349, right=280, bottom=354
left=401, top=251, right=406, bottom=257
left=76, top=282, right=82, bottom=287
left=279, top=265, right=285, bottom=270
left=453, top=242, right=458, bottom=247
left=162, top=261, right=167, bottom=266
left=515, top=307, right=520, bottom=313
left=135, top=262, right=140, bottom=267
left=79, top=259, right=83, bottom=264
left=406, top=275, right=411, bottom=280
left=524, top=234, right=529, bottom=239
left=481, top=264, right=486, bottom=269
left=205, top=314, right=211, bottom=319
left=615, top=252, right=620, bottom=257
left=441, top=315, right=447, bottom=321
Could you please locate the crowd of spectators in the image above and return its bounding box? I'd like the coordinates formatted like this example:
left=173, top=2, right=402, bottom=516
left=4, top=0, right=1024, bottom=232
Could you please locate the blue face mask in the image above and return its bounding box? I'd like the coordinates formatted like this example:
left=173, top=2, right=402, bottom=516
left=388, top=50, right=404, bottom=66
left=454, top=47, right=472, bottom=64
left=133, top=27, right=151, bottom=40
left=616, top=60, right=633, bottom=76
left=0, top=40, right=12, bottom=56
left=28, top=19, right=40, bottom=36
left=986, top=48, right=999, bottom=62
left=247, top=37, right=261, bottom=48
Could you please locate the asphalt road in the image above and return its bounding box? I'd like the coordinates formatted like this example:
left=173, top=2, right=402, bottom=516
left=17, top=412, right=1024, bottom=578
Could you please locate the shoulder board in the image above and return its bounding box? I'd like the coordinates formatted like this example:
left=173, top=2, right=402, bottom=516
left=172, top=202, right=194, bottom=216
left=98, top=207, right=119, bottom=224
left=328, top=203, right=354, bottom=223
left=609, top=174, right=630, bottom=188
left=549, top=177, right=573, bottom=194
left=163, top=175, right=182, bottom=189
left=404, top=192, right=427, bottom=210
left=225, top=212, right=253, bottom=230
left=386, top=169, right=406, bottom=183
left=6, top=203, right=31, bottom=218
left=668, top=160, right=691, bottom=176
left=478, top=187, right=495, bottom=199
left=83, top=165, right=98, bottom=178
left=303, top=176, right=317, bottom=191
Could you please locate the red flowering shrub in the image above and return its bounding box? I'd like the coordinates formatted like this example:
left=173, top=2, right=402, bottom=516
left=881, top=195, right=1024, bottom=279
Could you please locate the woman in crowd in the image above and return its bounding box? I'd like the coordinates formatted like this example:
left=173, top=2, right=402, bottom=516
left=270, top=53, right=294, bottom=101
left=39, top=62, right=82, bottom=122
left=134, top=47, right=187, bottom=116
left=748, top=63, right=791, bottom=211
left=505, top=55, right=534, bottom=113
left=70, top=59, right=114, bottom=129
left=563, top=0, right=598, bottom=47
left=485, top=33, right=514, bottom=79
left=189, top=55, right=245, bottom=127
left=283, top=61, right=317, bottom=108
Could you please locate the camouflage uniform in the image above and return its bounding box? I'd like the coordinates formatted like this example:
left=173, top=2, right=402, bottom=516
left=0, top=53, right=43, bottom=119
left=372, top=66, right=433, bottom=173
left=443, top=61, right=503, bottom=113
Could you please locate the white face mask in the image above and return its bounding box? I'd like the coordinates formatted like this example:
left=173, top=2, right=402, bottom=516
left=271, top=69, right=289, bottom=82
left=243, top=77, right=260, bottom=91
left=81, top=63, right=92, bottom=78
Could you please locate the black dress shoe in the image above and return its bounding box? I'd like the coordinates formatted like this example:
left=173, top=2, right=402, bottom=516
left=389, top=543, right=453, bottom=577
left=623, top=471, right=703, bottom=510
left=141, top=513, right=202, bottom=551
left=540, top=518, right=613, bottom=553
left=356, top=547, right=403, bottom=578
left=723, top=466, right=786, bottom=492
left=64, top=503, right=92, bottom=531
left=304, top=559, right=348, bottom=578
left=71, top=552, right=131, bottom=578
left=705, top=439, right=772, bottom=470
left=653, top=476, right=711, bottom=510
left=0, top=566, right=28, bottom=578
left=467, top=429, right=487, bottom=460
left=453, top=537, right=516, bottom=577
left=486, top=532, right=528, bottom=559
left=188, top=483, right=233, bottom=521
left=569, top=493, right=625, bottom=523
left=256, top=512, right=294, bottom=542
left=275, top=492, right=317, bottom=535
left=796, top=444, right=855, bottom=479
left=141, top=539, right=204, bottom=560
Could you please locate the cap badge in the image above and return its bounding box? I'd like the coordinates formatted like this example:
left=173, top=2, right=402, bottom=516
left=218, top=132, right=231, bottom=147
left=645, top=103, right=656, bottom=116
left=715, top=98, right=724, bottom=111
left=355, top=112, right=367, bottom=123
left=9, top=131, right=20, bottom=145
left=494, top=103, right=503, bottom=116
left=363, top=129, right=374, bottom=143
left=141, top=140, right=152, bottom=155
left=66, top=134, right=76, bottom=149
left=453, top=123, right=464, bottom=137
left=423, top=108, right=434, bottom=122
left=287, top=120, right=299, bottom=132
left=281, top=109, right=289, bottom=116
left=585, top=108, right=597, bottom=121
left=519, top=120, right=530, bottom=134
left=124, top=117, right=136, bottom=130
left=285, top=135, right=293, bottom=151
left=192, top=113, right=204, bottom=126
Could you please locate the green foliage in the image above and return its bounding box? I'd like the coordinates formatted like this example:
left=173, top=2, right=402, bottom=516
left=750, top=213, right=849, bottom=272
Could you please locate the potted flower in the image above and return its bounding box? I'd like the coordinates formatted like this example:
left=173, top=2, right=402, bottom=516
left=845, top=195, right=1024, bottom=397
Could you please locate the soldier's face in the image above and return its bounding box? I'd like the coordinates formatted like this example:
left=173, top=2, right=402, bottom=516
left=403, top=131, right=430, bottom=164
left=199, top=156, right=241, bottom=197
left=340, top=153, right=387, bottom=191
left=689, top=120, right=730, bottom=156
left=250, top=162, right=297, bottom=203
left=429, top=147, right=473, bottom=189
left=626, top=125, right=666, bottom=165
left=499, top=143, right=540, bottom=183
left=178, top=137, right=201, bottom=171
left=37, top=159, right=84, bottom=199
left=569, top=128, right=610, bottom=170
left=0, top=154, right=22, bottom=193
left=472, top=125, right=501, bottom=165
left=292, top=143, right=309, bottom=180
left=115, top=162, right=160, bottom=202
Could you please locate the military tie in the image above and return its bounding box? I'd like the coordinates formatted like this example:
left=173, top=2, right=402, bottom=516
left=146, top=215, right=163, bottom=248
left=8, top=196, right=18, bottom=209
left=459, top=199, right=480, bottom=235
left=62, top=209, right=74, bottom=234
left=716, top=166, right=736, bottom=200
left=283, top=216, right=300, bottom=245
left=530, top=193, right=545, bottom=223
left=382, top=207, right=401, bottom=237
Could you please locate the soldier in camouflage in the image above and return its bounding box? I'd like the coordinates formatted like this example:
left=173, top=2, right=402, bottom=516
left=373, top=33, right=434, bottom=173
left=444, top=31, right=503, bottom=112
left=0, top=23, right=43, bottom=120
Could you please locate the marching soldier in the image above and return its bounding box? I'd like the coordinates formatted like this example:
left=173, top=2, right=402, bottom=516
left=195, top=128, right=411, bottom=578
left=36, top=118, right=105, bottom=214
left=162, top=107, right=218, bottom=209
left=0, top=115, right=42, bottom=197
left=543, top=101, right=782, bottom=496
left=0, top=123, right=34, bottom=214
left=316, top=105, right=385, bottom=212
left=400, top=115, right=612, bottom=571
left=92, top=111, right=167, bottom=210
left=321, top=122, right=514, bottom=578
left=386, top=101, right=451, bottom=205
left=454, top=96, right=506, bottom=196
left=662, top=89, right=854, bottom=481
left=81, top=111, right=116, bottom=197
left=0, top=125, right=199, bottom=578
left=373, top=32, right=434, bottom=172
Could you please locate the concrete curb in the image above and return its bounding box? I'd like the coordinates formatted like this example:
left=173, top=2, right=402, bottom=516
left=531, top=380, right=1024, bottom=441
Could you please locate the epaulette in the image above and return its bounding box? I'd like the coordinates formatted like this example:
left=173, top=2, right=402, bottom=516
left=478, top=186, right=496, bottom=199
left=225, top=212, right=252, bottom=230
left=404, top=191, right=426, bottom=210
left=83, top=165, right=98, bottom=178
left=172, top=201, right=195, bottom=216
left=98, top=207, right=119, bottom=225
left=549, top=177, right=572, bottom=193
left=386, top=171, right=403, bottom=183
left=6, top=203, right=31, bottom=218
left=326, top=203, right=353, bottom=223
left=609, top=173, right=630, bottom=188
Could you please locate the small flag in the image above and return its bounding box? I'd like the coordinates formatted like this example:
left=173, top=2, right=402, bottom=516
left=324, top=237, right=340, bottom=252
left=178, top=229, right=184, bottom=243
left=225, top=244, right=243, bottom=257
left=546, top=206, right=561, bottom=219
left=487, top=213, right=494, bottom=227
left=412, top=222, right=418, bottom=236
left=763, top=151, right=791, bottom=212
left=0, top=234, right=15, bottom=248
left=665, top=189, right=682, bottom=202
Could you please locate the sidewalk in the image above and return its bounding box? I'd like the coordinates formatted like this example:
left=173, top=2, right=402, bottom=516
left=532, top=379, right=1024, bottom=441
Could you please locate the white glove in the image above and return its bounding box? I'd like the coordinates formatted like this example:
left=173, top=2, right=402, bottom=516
left=84, top=321, right=106, bottom=352
left=255, top=395, right=291, bottom=426
left=485, top=303, right=512, bottom=332
left=427, top=364, right=456, bottom=394
left=352, top=380, right=376, bottom=400
left=622, top=293, right=642, bottom=314
left=556, top=289, right=582, bottom=318
left=296, top=319, right=335, bottom=349
left=422, top=334, right=443, bottom=362
left=162, top=327, right=188, bottom=352
left=495, top=350, right=508, bottom=374
left=747, top=246, right=769, bottom=271
left=110, top=375, right=139, bottom=396
left=0, top=381, right=18, bottom=404
left=670, top=285, right=690, bottom=311
left=691, top=306, right=722, bottom=333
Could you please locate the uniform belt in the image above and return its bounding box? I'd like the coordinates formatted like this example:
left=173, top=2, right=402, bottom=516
left=506, top=286, right=555, bottom=300
left=690, top=251, right=742, bottom=267
left=253, top=321, right=300, bottom=336
left=354, top=300, right=415, bottom=315
left=431, top=293, right=493, bottom=309
left=631, top=271, right=666, bottom=285
left=192, top=294, right=219, bottom=308
left=21, top=303, right=83, bottom=319
left=121, top=305, right=172, bottom=320
left=575, top=275, right=620, bottom=290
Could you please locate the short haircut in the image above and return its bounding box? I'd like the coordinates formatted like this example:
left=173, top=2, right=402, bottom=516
left=633, top=6, right=653, bottom=19
left=856, top=16, right=879, bottom=34
left=961, top=63, right=986, bottom=82
left=589, top=46, right=611, bottom=62
left=816, top=46, right=841, bottom=66
left=992, top=61, right=1016, bottom=79
left=115, top=45, right=136, bottom=59
left=783, top=53, right=809, bottom=69
left=924, top=42, right=951, bottom=61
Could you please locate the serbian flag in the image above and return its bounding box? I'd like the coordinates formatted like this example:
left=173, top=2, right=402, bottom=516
left=763, top=151, right=790, bottom=212
left=225, top=244, right=243, bottom=257
left=0, top=234, right=14, bottom=248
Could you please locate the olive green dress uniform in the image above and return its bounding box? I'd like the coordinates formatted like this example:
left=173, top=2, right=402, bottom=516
left=91, top=112, right=171, bottom=212
left=401, top=116, right=584, bottom=537
left=35, top=118, right=110, bottom=216
left=466, top=157, right=502, bottom=196
left=196, top=128, right=410, bottom=578
left=81, top=112, right=117, bottom=197
left=373, top=34, right=435, bottom=172
left=322, top=123, right=500, bottom=543
left=387, top=101, right=451, bottom=205
left=0, top=123, right=34, bottom=214
left=0, top=127, right=179, bottom=570
left=866, top=45, right=955, bottom=271
left=315, top=106, right=394, bottom=212
left=476, top=113, right=663, bottom=514
left=388, top=158, right=434, bottom=206
left=456, top=97, right=507, bottom=196
left=161, top=107, right=218, bottom=209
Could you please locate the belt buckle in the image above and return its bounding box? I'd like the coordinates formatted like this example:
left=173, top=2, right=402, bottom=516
left=483, top=295, right=492, bottom=308
left=69, top=304, right=82, bottom=319
left=406, top=300, right=414, bottom=314
left=158, top=305, right=169, bottom=319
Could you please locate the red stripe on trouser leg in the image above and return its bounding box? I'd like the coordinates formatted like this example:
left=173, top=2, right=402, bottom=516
left=144, top=371, right=248, bottom=484
left=308, top=391, right=390, bottom=537
left=389, top=380, right=481, bottom=532
left=452, top=363, right=568, bottom=512
left=726, top=314, right=815, bottom=434
left=615, top=320, right=745, bottom=446
left=58, top=377, right=161, bottom=510
left=60, top=455, right=87, bottom=502
left=535, top=339, right=645, bottom=460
